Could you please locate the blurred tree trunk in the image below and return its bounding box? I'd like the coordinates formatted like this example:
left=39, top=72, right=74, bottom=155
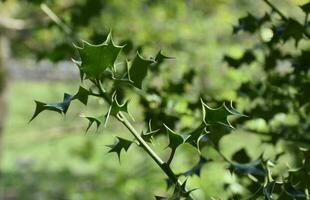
left=0, top=33, right=9, bottom=164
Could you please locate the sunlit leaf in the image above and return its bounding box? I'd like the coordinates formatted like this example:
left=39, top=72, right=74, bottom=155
left=74, top=32, right=123, bottom=79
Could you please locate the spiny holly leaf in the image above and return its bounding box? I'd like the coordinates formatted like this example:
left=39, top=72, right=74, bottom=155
left=107, top=137, right=133, bottom=161
left=178, top=155, right=209, bottom=177
left=141, top=120, right=160, bottom=143
left=164, top=124, right=184, bottom=151
left=300, top=2, right=310, bottom=14
left=202, top=100, right=246, bottom=128
left=152, top=50, right=174, bottom=73
left=206, top=123, right=232, bottom=150
left=224, top=50, right=256, bottom=68
left=228, top=159, right=266, bottom=177
left=110, top=94, right=130, bottom=115
left=284, top=181, right=306, bottom=198
left=184, top=123, right=207, bottom=150
left=30, top=93, right=72, bottom=122
left=171, top=179, right=196, bottom=199
left=233, top=13, right=270, bottom=34
left=128, top=52, right=154, bottom=89
left=280, top=18, right=304, bottom=45
left=72, top=86, right=90, bottom=105
left=263, top=181, right=276, bottom=200
left=74, top=32, right=123, bottom=80
left=82, top=115, right=102, bottom=132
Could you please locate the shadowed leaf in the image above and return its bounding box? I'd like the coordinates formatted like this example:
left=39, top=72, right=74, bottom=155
left=107, top=137, right=133, bottom=161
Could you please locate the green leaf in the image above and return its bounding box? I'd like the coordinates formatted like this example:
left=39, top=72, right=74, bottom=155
left=155, top=196, right=167, bottom=200
left=233, top=13, right=270, bottom=34
left=231, top=148, right=251, bottom=163
left=164, top=124, right=184, bottom=151
left=300, top=2, right=310, bottom=13
left=82, top=115, right=102, bottom=132
left=128, top=52, right=154, bottom=89
left=228, top=159, right=266, bottom=177
left=178, top=155, right=209, bottom=177
left=74, top=32, right=123, bottom=80
left=263, top=181, right=276, bottom=200
left=202, top=100, right=246, bottom=128
left=284, top=181, right=306, bottom=198
left=171, top=179, right=195, bottom=199
left=30, top=93, right=72, bottom=122
left=110, top=93, right=130, bottom=115
left=152, top=50, right=174, bottom=72
left=184, top=123, right=207, bottom=150
left=107, top=137, right=133, bottom=161
left=224, top=50, right=256, bottom=68
left=141, top=120, right=159, bottom=143
left=72, top=86, right=90, bottom=105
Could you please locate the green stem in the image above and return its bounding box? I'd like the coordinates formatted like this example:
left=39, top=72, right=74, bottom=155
left=95, top=81, right=194, bottom=200
left=167, top=149, right=176, bottom=166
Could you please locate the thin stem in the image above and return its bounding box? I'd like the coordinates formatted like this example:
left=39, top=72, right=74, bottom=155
left=95, top=81, right=194, bottom=199
left=116, top=113, right=165, bottom=166
left=167, top=149, right=176, bottom=166
left=40, top=3, right=71, bottom=35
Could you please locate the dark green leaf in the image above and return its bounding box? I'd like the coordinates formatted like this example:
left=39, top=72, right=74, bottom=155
left=284, top=181, right=306, bottom=198
left=232, top=148, right=251, bottom=164
left=228, top=159, right=266, bottom=177
left=82, top=116, right=102, bottom=132
left=202, top=100, right=246, bottom=128
left=110, top=93, right=130, bottom=115
left=141, top=120, right=159, bottom=143
left=263, top=181, right=276, bottom=200
left=74, top=32, right=123, bottom=79
left=171, top=179, right=195, bottom=199
left=30, top=93, right=72, bottom=122
left=72, top=86, right=90, bottom=105
left=233, top=13, right=270, bottom=34
left=300, top=2, right=310, bottom=13
left=224, top=50, right=256, bottom=68
left=152, top=50, right=174, bottom=72
left=107, top=137, right=133, bottom=161
left=164, top=124, right=184, bottom=151
left=128, top=52, right=154, bottom=89
left=184, top=123, right=207, bottom=150
left=155, top=196, right=168, bottom=200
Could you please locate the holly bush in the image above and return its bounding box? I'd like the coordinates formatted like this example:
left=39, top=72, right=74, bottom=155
left=30, top=0, right=310, bottom=199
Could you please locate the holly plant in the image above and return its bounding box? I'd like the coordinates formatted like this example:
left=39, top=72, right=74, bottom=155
left=30, top=0, right=310, bottom=199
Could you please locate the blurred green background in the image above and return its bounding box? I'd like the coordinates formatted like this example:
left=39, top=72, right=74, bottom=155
left=0, top=0, right=307, bottom=199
